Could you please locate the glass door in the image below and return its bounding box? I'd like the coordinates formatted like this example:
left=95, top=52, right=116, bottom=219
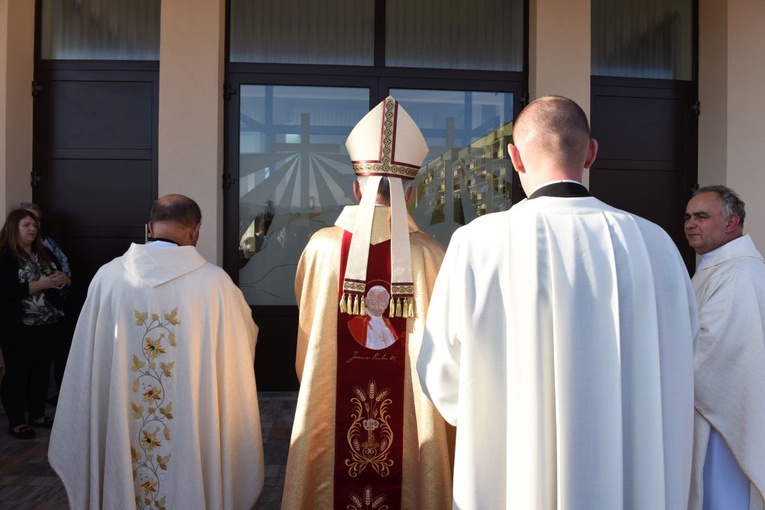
left=233, top=86, right=521, bottom=306
left=389, top=89, right=517, bottom=246
left=224, top=83, right=525, bottom=390
left=236, top=86, right=371, bottom=306
left=224, top=0, right=527, bottom=390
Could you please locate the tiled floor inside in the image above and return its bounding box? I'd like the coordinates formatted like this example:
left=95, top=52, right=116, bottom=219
left=0, top=391, right=298, bottom=510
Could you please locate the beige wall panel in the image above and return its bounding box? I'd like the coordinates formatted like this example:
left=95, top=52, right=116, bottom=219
left=699, top=0, right=765, bottom=254
left=158, top=0, right=225, bottom=264
left=529, top=0, right=592, bottom=185
left=725, top=0, right=765, bottom=253
left=529, top=0, right=591, bottom=112
left=697, top=0, right=727, bottom=190
left=0, top=0, right=34, bottom=216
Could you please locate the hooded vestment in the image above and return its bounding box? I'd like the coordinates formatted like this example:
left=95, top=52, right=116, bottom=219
left=49, top=242, right=264, bottom=510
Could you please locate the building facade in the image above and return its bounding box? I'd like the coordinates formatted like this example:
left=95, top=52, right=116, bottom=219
left=2, top=0, right=764, bottom=388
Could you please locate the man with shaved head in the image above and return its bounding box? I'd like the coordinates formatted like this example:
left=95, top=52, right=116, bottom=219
left=49, top=194, right=265, bottom=509
left=418, top=96, right=698, bottom=509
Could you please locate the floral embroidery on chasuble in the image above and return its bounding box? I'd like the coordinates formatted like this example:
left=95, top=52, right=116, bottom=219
left=130, top=308, right=179, bottom=510
left=335, top=231, right=407, bottom=510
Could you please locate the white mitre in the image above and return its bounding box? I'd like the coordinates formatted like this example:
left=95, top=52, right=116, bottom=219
left=340, top=96, right=428, bottom=318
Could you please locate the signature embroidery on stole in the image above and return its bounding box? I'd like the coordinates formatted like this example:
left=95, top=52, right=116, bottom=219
left=346, top=380, right=394, bottom=477
left=130, top=308, right=179, bottom=510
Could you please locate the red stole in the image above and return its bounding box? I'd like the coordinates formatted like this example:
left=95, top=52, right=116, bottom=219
left=334, top=230, right=407, bottom=509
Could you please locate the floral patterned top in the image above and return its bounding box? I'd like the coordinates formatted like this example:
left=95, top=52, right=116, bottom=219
left=18, top=252, right=64, bottom=326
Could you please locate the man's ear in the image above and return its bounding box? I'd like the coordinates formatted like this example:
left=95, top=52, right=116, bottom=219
left=189, top=223, right=202, bottom=246
left=404, top=186, right=415, bottom=204
left=584, top=138, right=599, bottom=169
left=508, top=143, right=525, bottom=174
left=725, top=214, right=742, bottom=233
left=353, top=181, right=362, bottom=202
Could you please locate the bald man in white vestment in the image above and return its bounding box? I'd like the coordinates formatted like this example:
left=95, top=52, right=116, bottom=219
left=417, top=95, right=698, bottom=510
left=684, top=185, right=765, bottom=510
left=48, top=195, right=264, bottom=510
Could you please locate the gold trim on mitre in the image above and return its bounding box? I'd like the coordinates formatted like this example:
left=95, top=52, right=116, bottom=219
left=340, top=97, right=427, bottom=318
left=346, top=97, right=428, bottom=180
left=351, top=162, right=420, bottom=180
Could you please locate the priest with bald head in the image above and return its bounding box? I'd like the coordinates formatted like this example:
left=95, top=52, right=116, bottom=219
left=418, top=95, right=699, bottom=510
left=49, top=194, right=264, bottom=510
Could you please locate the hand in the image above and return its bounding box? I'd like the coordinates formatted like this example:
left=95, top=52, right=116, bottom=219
left=49, top=271, right=69, bottom=290
left=28, top=273, right=67, bottom=295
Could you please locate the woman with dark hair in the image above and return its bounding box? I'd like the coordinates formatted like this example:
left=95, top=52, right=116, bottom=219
left=20, top=202, right=73, bottom=399
left=0, top=209, right=68, bottom=439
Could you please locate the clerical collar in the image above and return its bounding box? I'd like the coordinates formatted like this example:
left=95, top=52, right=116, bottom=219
left=527, top=180, right=590, bottom=200
left=698, top=246, right=722, bottom=271
left=148, top=237, right=179, bottom=247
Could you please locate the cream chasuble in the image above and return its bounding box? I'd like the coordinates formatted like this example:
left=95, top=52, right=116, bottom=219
left=49, top=243, right=264, bottom=510
left=418, top=196, right=698, bottom=510
left=282, top=205, right=453, bottom=510
left=689, top=234, right=765, bottom=510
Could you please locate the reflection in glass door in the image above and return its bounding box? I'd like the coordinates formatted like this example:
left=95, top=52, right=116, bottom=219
left=391, top=89, right=516, bottom=246
left=236, top=87, right=519, bottom=307
left=237, top=86, right=370, bottom=306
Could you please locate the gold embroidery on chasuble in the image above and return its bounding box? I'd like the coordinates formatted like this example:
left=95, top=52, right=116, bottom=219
left=346, top=381, right=395, bottom=477
left=129, top=308, right=179, bottom=510
left=335, top=231, right=407, bottom=508
left=348, top=485, right=391, bottom=510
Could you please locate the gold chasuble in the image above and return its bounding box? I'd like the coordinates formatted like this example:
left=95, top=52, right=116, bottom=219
left=282, top=207, right=452, bottom=510
left=283, top=97, right=453, bottom=509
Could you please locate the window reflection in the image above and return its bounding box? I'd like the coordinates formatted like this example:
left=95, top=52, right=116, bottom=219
left=237, top=86, right=369, bottom=306
left=390, top=90, right=516, bottom=245
left=237, top=87, right=518, bottom=306
left=238, top=200, right=275, bottom=262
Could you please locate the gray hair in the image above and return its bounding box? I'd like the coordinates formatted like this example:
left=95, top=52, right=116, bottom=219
left=693, top=185, right=746, bottom=225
